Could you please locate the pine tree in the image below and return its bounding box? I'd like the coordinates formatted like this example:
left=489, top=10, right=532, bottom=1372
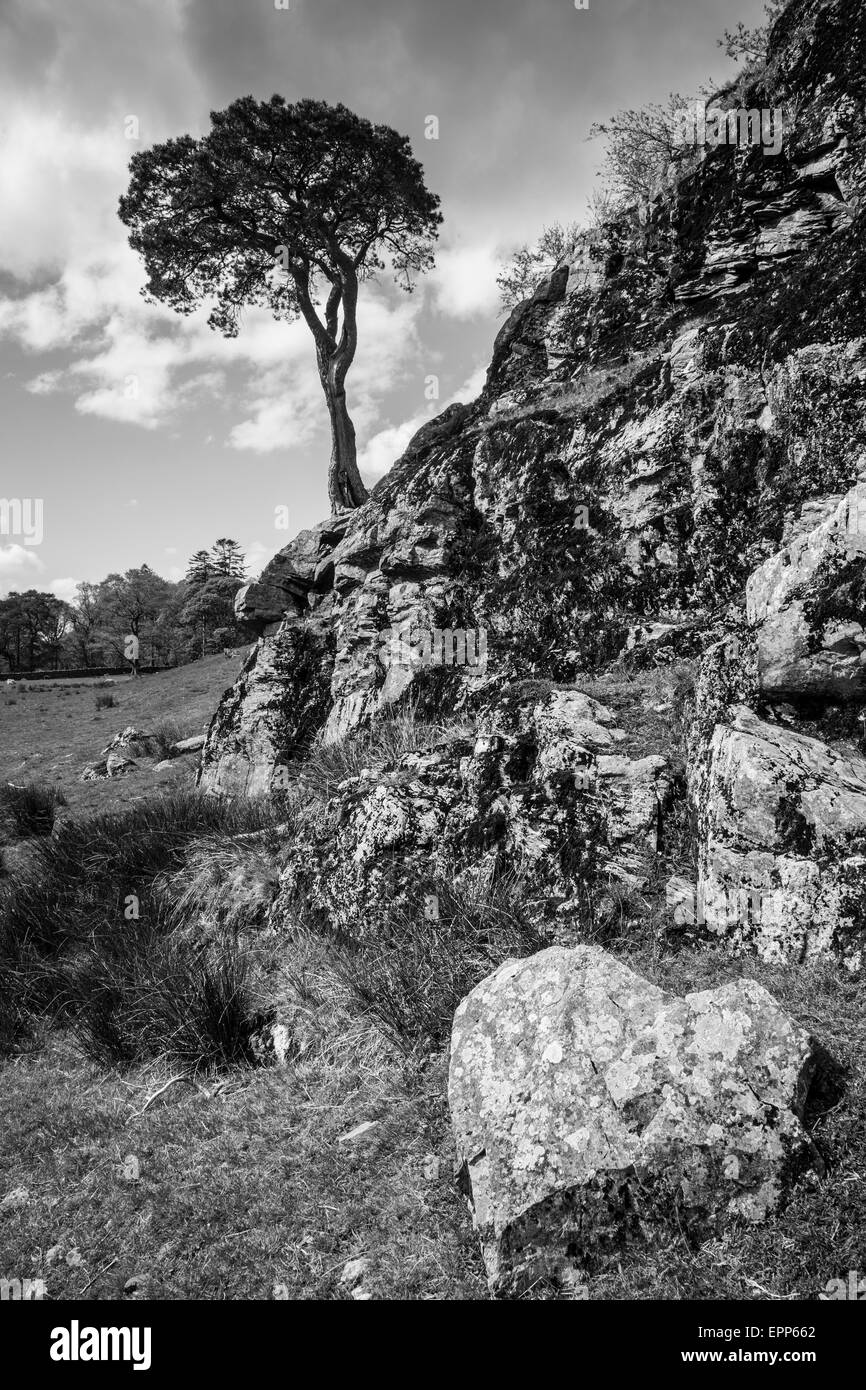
left=210, top=539, right=246, bottom=579
left=185, top=550, right=212, bottom=586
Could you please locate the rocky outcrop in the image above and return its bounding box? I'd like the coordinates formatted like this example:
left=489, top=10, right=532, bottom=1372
left=202, top=0, right=866, bottom=806
left=747, top=478, right=866, bottom=700
left=198, top=620, right=334, bottom=797
left=693, top=704, right=866, bottom=967
left=181, top=0, right=866, bottom=1294
left=274, top=686, right=669, bottom=939
left=449, top=944, right=834, bottom=1296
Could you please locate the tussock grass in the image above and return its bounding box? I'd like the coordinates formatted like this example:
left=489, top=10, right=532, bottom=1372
left=330, top=871, right=546, bottom=1049
left=297, top=706, right=476, bottom=802
left=157, top=837, right=284, bottom=939
left=0, top=791, right=288, bottom=1066
left=0, top=781, right=66, bottom=842
left=56, top=919, right=263, bottom=1073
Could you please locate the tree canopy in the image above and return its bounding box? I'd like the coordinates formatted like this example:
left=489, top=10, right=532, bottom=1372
left=119, top=96, right=442, bottom=511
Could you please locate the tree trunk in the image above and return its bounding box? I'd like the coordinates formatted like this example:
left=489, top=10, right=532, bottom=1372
left=295, top=261, right=368, bottom=513
left=321, top=364, right=368, bottom=512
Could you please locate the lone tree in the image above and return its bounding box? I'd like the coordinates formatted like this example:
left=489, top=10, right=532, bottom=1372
left=119, top=96, right=442, bottom=511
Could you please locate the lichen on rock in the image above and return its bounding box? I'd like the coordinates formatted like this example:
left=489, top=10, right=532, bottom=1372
left=449, top=944, right=836, bottom=1296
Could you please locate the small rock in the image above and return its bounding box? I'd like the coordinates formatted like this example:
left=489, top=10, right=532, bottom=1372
left=65, top=1248, right=84, bottom=1268
left=80, top=760, right=108, bottom=782
left=339, top=1257, right=370, bottom=1287
left=0, top=1186, right=29, bottom=1212
left=106, top=752, right=137, bottom=778
left=422, top=1154, right=441, bottom=1182
left=337, top=1120, right=379, bottom=1145
left=117, top=1154, right=140, bottom=1183
left=351, top=1286, right=373, bottom=1300
left=171, top=734, right=206, bottom=755
left=152, top=759, right=174, bottom=772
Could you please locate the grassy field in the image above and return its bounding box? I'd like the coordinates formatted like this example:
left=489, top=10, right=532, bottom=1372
left=0, top=651, right=251, bottom=821
left=0, top=1033, right=486, bottom=1301
left=2, top=921, right=861, bottom=1302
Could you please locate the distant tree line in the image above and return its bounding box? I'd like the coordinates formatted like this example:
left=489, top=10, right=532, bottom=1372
left=0, top=539, right=251, bottom=674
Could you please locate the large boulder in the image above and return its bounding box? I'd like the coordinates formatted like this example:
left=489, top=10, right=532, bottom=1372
left=449, top=944, right=834, bottom=1296
left=696, top=704, right=866, bottom=967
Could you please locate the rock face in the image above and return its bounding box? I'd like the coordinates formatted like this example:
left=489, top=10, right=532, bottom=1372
left=196, top=1, right=866, bottom=965
left=198, top=621, right=334, bottom=797
left=449, top=945, right=831, bottom=1295
left=747, top=480, right=866, bottom=700
left=695, top=705, right=866, bottom=967
left=275, top=687, right=669, bottom=939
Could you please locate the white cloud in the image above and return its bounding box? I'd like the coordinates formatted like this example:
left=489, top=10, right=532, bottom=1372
left=228, top=290, right=424, bottom=456
left=359, top=414, right=431, bottom=482
left=358, top=361, right=488, bottom=482
left=0, top=113, right=124, bottom=282
left=0, top=544, right=45, bottom=595
left=49, top=576, right=80, bottom=604
left=429, top=243, right=503, bottom=320
left=243, top=539, right=275, bottom=580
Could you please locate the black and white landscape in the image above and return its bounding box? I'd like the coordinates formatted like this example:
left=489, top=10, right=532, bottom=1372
left=2, top=0, right=865, bottom=1334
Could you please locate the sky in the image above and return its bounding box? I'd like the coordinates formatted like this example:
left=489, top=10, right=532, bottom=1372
left=0, top=0, right=768, bottom=599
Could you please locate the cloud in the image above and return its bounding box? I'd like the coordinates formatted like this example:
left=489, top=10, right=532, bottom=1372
left=49, top=576, right=80, bottom=604
left=359, top=415, right=431, bottom=482
left=243, top=539, right=275, bottom=580
left=429, top=244, right=504, bottom=320
left=359, top=360, right=488, bottom=482
left=0, top=543, right=45, bottom=595
left=228, top=289, right=425, bottom=455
